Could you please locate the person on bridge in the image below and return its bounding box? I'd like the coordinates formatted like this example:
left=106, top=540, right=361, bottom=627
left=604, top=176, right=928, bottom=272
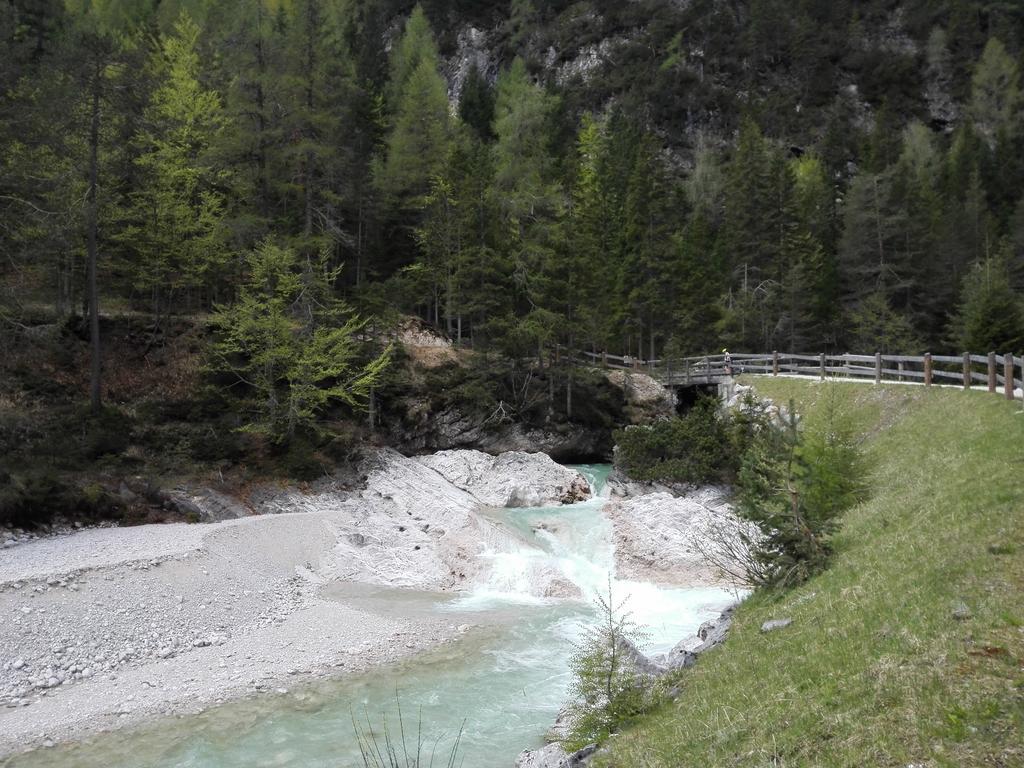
left=723, top=348, right=733, bottom=376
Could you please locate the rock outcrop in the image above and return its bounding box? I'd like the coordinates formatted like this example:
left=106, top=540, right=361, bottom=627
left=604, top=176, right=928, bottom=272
left=386, top=401, right=610, bottom=462
left=656, top=607, right=735, bottom=671
left=417, top=450, right=590, bottom=508
left=604, top=370, right=675, bottom=424
left=604, top=489, right=755, bottom=587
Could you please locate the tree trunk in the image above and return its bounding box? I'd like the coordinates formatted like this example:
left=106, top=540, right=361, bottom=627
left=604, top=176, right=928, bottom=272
left=566, top=364, right=573, bottom=420
left=86, top=64, right=102, bottom=414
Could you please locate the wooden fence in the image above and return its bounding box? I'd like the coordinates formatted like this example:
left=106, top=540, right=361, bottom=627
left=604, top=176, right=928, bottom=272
left=571, top=350, right=1024, bottom=401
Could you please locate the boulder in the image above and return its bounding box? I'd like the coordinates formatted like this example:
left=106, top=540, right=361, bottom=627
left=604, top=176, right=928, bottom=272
left=418, top=450, right=590, bottom=508
left=658, top=607, right=734, bottom=671
left=605, top=369, right=675, bottom=424
left=516, top=743, right=571, bottom=768
left=761, top=618, right=792, bottom=633
left=162, top=488, right=250, bottom=523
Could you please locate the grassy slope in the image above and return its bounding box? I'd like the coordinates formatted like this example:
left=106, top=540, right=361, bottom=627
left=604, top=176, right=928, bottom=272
left=599, top=379, right=1024, bottom=768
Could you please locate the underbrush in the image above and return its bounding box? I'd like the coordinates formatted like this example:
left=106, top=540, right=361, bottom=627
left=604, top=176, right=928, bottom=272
left=597, top=379, right=1024, bottom=767
left=612, top=396, right=738, bottom=484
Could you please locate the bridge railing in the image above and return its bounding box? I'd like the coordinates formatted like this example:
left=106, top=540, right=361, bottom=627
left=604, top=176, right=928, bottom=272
left=569, top=350, right=1024, bottom=401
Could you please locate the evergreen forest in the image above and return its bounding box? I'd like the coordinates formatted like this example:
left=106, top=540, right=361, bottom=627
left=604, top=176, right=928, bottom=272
left=2, top=0, right=1024, bottom=432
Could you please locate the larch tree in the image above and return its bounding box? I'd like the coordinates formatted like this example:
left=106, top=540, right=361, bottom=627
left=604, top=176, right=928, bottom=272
left=970, top=37, right=1021, bottom=147
left=490, top=57, right=563, bottom=362
left=210, top=240, right=390, bottom=442
left=374, top=5, right=450, bottom=214
left=122, top=12, right=229, bottom=319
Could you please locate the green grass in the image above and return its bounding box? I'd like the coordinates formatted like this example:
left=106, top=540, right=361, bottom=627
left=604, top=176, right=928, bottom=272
left=597, top=379, right=1024, bottom=768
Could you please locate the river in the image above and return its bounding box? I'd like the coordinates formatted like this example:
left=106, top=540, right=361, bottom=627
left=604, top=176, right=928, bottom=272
left=5, top=465, right=739, bottom=768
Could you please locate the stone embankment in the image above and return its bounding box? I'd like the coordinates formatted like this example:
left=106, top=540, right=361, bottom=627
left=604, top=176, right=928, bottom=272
left=0, top=449, right=589, bottom=758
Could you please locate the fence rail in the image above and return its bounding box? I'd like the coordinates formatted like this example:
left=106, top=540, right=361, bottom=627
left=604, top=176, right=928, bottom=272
left=569, top=350, right=1024, bottom=401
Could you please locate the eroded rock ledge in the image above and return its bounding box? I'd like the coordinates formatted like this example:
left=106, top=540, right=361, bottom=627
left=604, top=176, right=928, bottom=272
left=418, top=449, right=591, bottom=508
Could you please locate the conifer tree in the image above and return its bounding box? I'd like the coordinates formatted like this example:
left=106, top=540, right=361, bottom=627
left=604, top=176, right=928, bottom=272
left=950, top=254, right=1024, bottom=353
left=621, top=134, right=677, bottom=360
left=210, top=240, right=390, bottom=442
left=213, top=0, right=285, bottom=242
left=277, top=0, right=351, bottom=255
left=120, top=12, right=228, bottom=318
left=970, top=38, right=1021, bottom=146
left=375, top=6, right=450, bottom=213
left=458, top=63, right=495, bottom=142
left=491, top=57, right=562, bottom=344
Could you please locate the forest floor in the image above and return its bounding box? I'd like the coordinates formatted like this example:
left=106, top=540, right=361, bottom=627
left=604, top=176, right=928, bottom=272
left=597, top=378, right=1024, bottom=768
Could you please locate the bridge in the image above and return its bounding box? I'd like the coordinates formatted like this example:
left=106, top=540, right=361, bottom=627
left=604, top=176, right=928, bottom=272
left=572, top=350, right=1024, bottom=401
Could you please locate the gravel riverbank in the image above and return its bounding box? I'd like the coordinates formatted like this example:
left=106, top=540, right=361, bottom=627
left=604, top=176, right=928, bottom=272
left=0, top=449, right=591, bottom=759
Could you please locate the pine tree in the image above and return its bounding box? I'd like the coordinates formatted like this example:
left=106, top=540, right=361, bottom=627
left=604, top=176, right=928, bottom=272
left=671, top=212, right=723, bottom=355
left=458, top=62, right=495, bottom=142
left=212, top=0, right=286, bottom=242
left=722, top=119, right=793, bottom=293
left=621, top=134, right=677, bottom=361
left=276, top=0, right=351, bottom=255
left=568, top=113, right=618, bottom=352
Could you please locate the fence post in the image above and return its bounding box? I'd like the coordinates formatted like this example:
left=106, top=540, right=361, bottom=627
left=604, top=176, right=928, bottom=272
left=924, top=353, right=933, bottom=387
left=988, top=352, right=997, bottom=393
left=772, top=350, right=779, bottom=376
left=1005, top=353, right=1014, bottom=400
left=875, top=352, right=882, bottom=385
left=962, top=352, right=970, bottom=391
left=633, top=355, right=639, bottom=371
left=898, top=360, right=905, bottom=382
left=819, top=352, right=826, bottom=381
left=703, top=356, right=709, bottom=382
left=602, top=351, right=608, bottom=369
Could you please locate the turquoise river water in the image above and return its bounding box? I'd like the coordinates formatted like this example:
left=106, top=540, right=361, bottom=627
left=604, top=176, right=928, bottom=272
left=4, top=465, right=740, bottom=768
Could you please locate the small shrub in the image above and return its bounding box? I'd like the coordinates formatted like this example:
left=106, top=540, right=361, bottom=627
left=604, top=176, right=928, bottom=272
left=565, top=580, right=651, bottom=750
left=0, top=471, right=71, bottom=528
left=80, top=407, right=134, bottom=460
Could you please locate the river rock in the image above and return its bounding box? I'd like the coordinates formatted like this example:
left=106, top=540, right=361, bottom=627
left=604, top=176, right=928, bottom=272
left=417, top=450, right=590, bottom=508
left=761, top=618, right=793, bottom=633
left=658, top=607, right=734, bottom=670
left=516, top=743, right=572, bottom=768
left=951, top=601, right=971, bottom=621
left=515, top=743, right=597, bottom=768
